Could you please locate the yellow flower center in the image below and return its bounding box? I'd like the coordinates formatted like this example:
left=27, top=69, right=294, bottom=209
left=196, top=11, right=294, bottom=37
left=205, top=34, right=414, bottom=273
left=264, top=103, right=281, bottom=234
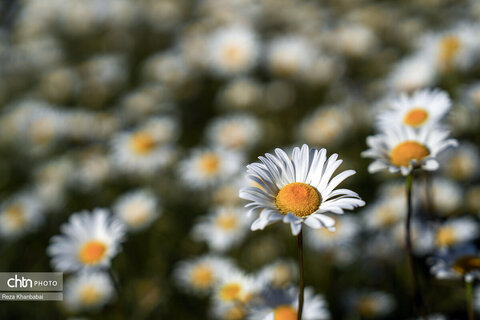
left=225, top=305, right=246, bottom=320
left=435, top=227, right=456, bottom=247
left=272, top=265, right=292, bottom=287
left=438, top=36, right=461, bottom=70
left=124, top=202, right=149, bottom=226
left=452, top=255, right=480, bottom=275
left=275, top=182, right=321, bottom=217
left=390, top=141, right=430, bottom=167
left=198, top=153, right=220, bottom=176
left=357, top=297, right=377, bottom=318
left=377, top=206, right=397, bottom=227
left=4, top=205, right=26, bottom=229
left=79, top=285, right=102, bottom=305
left=223, top=45, right=246, bottom=67
left=129, top=132, right=156, bottom=155
left=219, top=283, right=241, bottom=301
left=403, top=108, right=429, bottom=127
left=273, top=305, right=297, bottom=320
left=190, top=265, right=214, bottom=289
left=78, top=241, right=107, bottom=265
left=215, top=214, right=238, bottom=231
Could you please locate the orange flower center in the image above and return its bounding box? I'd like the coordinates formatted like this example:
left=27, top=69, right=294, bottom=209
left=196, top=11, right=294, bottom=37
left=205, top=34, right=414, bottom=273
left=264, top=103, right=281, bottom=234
left=219, top=283, right=241, bottom=301
left=79, top=285, right=101, bottom=305
left=198, top=153, right=220, bottom=175
left=276, top=182, right=321, bottom=217
left=78, top=240, right=107, bottom=265
left=190, top=265, right=214, bottom=289
left=223, top=45, right=245, bottom=67
left=435, top=227, right=456, bottom=247
left=129, top=132, right=156, bottom=155
left=216, top=214, right=237, bottom=230
left=390, top=141, right=430, bottom=167
left=273, top=305, right=297, bottom=320
left=403, top=108, right=429, bottom=127
left=438, top=36, right=461, bottom=69
left=453, top=255, right=480, bottom=275
left=5, top=205, right=26, bottom=229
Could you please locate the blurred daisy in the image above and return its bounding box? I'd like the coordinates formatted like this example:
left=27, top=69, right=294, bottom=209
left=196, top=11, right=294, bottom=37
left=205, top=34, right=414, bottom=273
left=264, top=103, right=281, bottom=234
left=192, top=206, right=252, bottom=252
left=467, top=185, right=480, bottom=213
left=71, top=147, right=112, bottom=191
left=256, top=260, right=297, bottom=289
left=110, top=128, right=176, bottom=175
left=362, top=196, right=406, bottom=230
left=208, top=25, right=260, bottom=76
left=388, top=54, right=436, bottom=93
left=217, top=77, right=262, bottom=111
left=249, top=287, right=330, bottom=320
left=174, top=255, right=235, bottom=296
left=47, top=209, right=126, bottom=272
left=441, top=142, right=480, bottom=182
left=427, top=177, right=462, bottom=217
left=362, top=124, right=457, bottom=176
left=179, top=147, right=244, bottom=189
left=113, top=189, right=160, bottom=231
left=306, top=215, right=359, bottom=251
left=434, top=217, right=479, bottom=250
left=214, top=269, right=259, bottom=306
left=240, top=144, right=365, bottom=236
left=330, top=23, right=378, bottom=58
left=206, top=114, right=262, bottom=151
left=391, top=220, right=435, bottom=255
left=64, top=271, right=114, bottom=312
left=0, top=193, right=44, bottom=240
left=377, top=89, right=451, bottom=129
left=430, top=243, right=480, bottom=282
left=350, top=291, right=395, bottom=319
left=266, top=35, right=315, bottom=79
left=298, top=106, right=353, bottom=148
left=211, top=303, right=248, bottom=320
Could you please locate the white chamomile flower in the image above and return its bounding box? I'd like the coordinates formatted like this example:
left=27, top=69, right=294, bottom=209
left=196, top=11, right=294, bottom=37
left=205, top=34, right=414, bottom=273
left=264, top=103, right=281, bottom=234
left=174, top=255, right=235, bottom=296
left=0, top=192, right=45, bottom=240
left=430, top=243, right=480, bottom=282
left=206, top=114, right=262, bottom=151
left=113, top=189, right=160, bottom=231
left=428, top=177, right=462, bottom=217
left=434, top=217, right=479, bottom=250
left=256, top=260, right=297, bottom=289
left=192, top=206, right=252, bottom=252
left=64, top=271, right=114, bottom=312
left=249, top=287, right=330, bottom=320
left=377, top=89, right=451, bottom=130
left=110, top=128, right=176, bottom=175
left=47, top=208, right=126, bottom=272
left=441, top=142, right=480, bottom=182
left=239, top=145, right=365, bottom=236
left=179, top=147, right=244, bottom=189
left=362, top=196, right=406, bottom=230
left=362, top=124, right=457, bottom=176
left=388, top=53, right=436, bottom=93
left=350, top=291, right=395, bottom=319
left=208, top=25, right=260, bottom=77
left=214, top=269, right=260, bottom=306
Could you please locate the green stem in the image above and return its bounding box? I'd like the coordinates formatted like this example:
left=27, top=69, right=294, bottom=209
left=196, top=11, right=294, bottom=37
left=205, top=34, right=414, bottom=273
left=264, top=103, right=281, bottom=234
left=405, top=172, right=427, bottom=319
left=297, top=230, right=304, bottom=320
left=466, top=278, right=474, bottom=320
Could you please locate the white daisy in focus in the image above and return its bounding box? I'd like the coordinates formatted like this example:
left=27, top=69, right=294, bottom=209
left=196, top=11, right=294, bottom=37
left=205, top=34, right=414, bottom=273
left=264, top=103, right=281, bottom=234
left=0, top=193, right=45, bottom=240
left=113, top=189, right=160, bottom=231
left=240, top=144, right=365, bottom=236
left=208, top=25, right=260, bottom=77
left=248, top=286, right=330, bottom=320
left=47, top=208, right=126, bottom=272
left=64, top=271, right=114, bottom=312
left=206, top=114, right=262, bottom=151
left=377, top=89, right=451, bottom=130
left=434, top=217, right=479, bottom=250
left=362, top=124, right=457, bottom=176
left=179, top=147, right=244, bottom=189
left=174, top=255, right=235, bottom=296
left=192, top=206, right=252, bottom=252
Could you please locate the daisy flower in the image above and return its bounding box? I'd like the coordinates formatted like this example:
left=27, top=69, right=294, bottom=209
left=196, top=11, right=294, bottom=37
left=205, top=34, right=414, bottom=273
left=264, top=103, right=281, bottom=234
left=362, top=196, right=406, bottom=230
left=208, top=25, right=260, bottom=77
left=0, top=192, right=45, bottom=240
left=349, top=291, right=395, bottom=319
left=239, top=144, right=365, bottom=236
left=427, top=177, right=462, bottom=217
left=214, top=269, right=260, bottom=306
left=430, top=243, right=480, bottom=282
left=64, top=271, right=114, bottom=312
left=388, top=53, right=436, bottom=93
left=249, top=287, right=330, bottom=320
left=256, top=260, right=297, bottom=289
left=377, top=89, right=451, bottom=130
left=305, top=215, right=360, bottom=251
left=174, top=255, right=235, bottom=296
left=362, top=124, right=457, bottom=176
left=206, top=114, right=262, bottom=151
left=113, top=189, right=160, bottom=231
left=434, top=217, right=479, bottom=250
left=192, top=206, right=252, bottom=252
left=47, top=208, right=126, bottom=272
left=179, top=147, right=244, bottom=189
left=441, top=142, right=480, bottom=182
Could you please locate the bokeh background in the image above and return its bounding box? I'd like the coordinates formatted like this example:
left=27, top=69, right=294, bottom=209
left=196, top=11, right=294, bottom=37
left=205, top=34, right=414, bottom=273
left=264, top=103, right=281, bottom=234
left=0, top=0, right=480, bottom=319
